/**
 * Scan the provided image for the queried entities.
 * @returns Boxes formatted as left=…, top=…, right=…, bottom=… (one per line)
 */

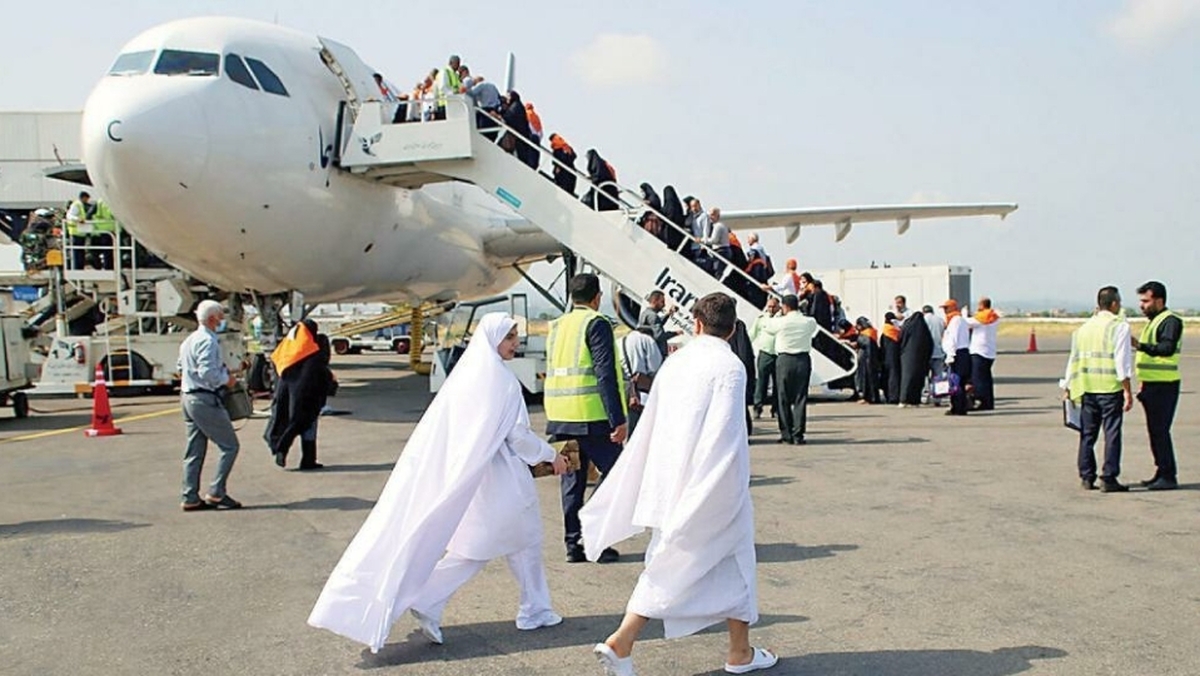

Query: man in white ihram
left=582, top=292, right=778, bottom=675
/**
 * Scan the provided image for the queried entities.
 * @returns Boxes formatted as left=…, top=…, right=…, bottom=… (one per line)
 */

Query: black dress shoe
left=274, top=452, right=287, bottom=468
left=776, top=437, right=792, bottom=444
left=753, top=406, right=763, bottom=419
left=565, top=547, right=587, bottom=564
left=1146, top=477, right=1179, bottom=491
left=1100, top=480, right=1129, bottom=493
left=793, top=438, right=807, bottom=446
left=1081, top=478, right=1097, bottom=490
left=298, top=462, right=325, bottom=470
left=1139, top=476, right=1160, bottom=487
left=597, top=547, right=620, bottom=564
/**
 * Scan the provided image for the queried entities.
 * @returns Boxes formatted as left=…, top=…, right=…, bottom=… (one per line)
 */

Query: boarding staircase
left=328, top=95, right=857, bottom=384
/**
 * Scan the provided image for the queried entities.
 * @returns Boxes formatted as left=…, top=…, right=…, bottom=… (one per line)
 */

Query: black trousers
left=775, top=352, right=811, bottom=443
left=556, top=433, right=621, bottom=551
left=1078, top=392, right=1124, bottom=481
left=950, top=349, right=971, bottom=414
left=1139, top=381, right=1180, bottom=481
left=971, top=354, right=995, bottom=410
left=754, top=351, right=777, bottom=412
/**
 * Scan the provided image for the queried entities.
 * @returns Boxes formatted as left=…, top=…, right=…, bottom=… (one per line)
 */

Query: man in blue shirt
left=178, top=300, right=242, bottom=511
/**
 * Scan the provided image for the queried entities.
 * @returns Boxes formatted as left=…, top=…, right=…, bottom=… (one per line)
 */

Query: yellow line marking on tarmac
left=0, top=406, right=178, bottom=444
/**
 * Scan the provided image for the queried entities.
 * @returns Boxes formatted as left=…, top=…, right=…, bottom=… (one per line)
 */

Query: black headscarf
left=660, top=185, right=686, bottom=250
left=640, top=183, right=662, bottom=212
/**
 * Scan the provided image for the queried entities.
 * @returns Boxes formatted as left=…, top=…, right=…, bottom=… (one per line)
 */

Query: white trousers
left=409, top=542, right=553, bottom=625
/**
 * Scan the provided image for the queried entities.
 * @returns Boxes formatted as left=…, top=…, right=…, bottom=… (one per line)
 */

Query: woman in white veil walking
left=309, top=313, right=569, bottom=653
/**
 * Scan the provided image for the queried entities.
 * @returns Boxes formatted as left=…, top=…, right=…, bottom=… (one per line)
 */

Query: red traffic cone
left=1027, top=328, right=1039, bottom=353
left=85, top=364, right=122, bottom=437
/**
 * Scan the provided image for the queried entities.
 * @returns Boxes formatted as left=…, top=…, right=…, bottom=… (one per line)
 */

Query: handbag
left=622, top=336, right=655, bottom=394
left=531, top=440, right=582, bottom=478
left=222, top=382, right=253, bottom=421
left=1062, top=398, right=1081, bottom=431
left=931, top=372, right=960, bottom=398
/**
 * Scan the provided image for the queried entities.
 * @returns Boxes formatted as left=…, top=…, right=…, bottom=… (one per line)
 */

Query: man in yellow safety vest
left=1131, top=280, right=1183, bottom=490
left=1064, top=286, right=1134, bottom=492
left=544, top=273, right=627, bottom=564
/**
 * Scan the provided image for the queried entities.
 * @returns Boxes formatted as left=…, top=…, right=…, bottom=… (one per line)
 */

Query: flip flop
left=593, top=643, right=635, bottom=676
left=725, top=647, right=778, bottom=673
left=203, top=494, right=243, bottom=509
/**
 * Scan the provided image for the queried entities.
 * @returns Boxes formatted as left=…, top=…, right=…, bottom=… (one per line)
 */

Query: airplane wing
left=722, top=203, right=1017, bottom=244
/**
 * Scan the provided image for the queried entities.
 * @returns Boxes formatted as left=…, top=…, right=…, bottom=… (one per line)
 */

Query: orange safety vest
left=271, top=323, right=319, bottom=376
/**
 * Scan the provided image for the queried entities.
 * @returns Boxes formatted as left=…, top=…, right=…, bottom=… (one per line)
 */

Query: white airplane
left=80, top=16, right=1016, bottom=326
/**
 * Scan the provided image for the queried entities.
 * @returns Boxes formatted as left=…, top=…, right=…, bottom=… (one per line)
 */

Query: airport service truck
left=812, top=264, right=972, bottom=326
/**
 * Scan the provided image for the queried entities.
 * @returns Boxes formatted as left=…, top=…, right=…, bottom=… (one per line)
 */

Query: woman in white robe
left=581, top=293, right=778, bottom=675
left=308, top=313, right=568, bottom=653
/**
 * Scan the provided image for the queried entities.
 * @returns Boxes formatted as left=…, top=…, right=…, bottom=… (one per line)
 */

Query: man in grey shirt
left=178, top=300, right=242, bottom=511
left=700, top=207, right=732, bottom=276
left=637, top=290, right=677, bottom=357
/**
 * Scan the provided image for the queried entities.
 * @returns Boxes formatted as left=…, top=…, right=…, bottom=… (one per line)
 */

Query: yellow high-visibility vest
left=1067, top=313, right=1124, bottom=399
left=544, top=307, right=626, bottom=423
left=1136, top=310, right=1181, bottom=383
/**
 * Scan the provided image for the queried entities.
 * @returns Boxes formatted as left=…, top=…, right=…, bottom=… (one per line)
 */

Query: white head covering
left=309, top=312, right=526, bottom=651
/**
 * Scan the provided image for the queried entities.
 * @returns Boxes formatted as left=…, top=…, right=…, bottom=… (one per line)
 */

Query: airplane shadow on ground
left=755, top=542, right=858, bottom=563
left=692, top=645, right=1068, bottom=676
left=818, top=437, right=929, bottom=446
left=245, top=496, right=376, bottom=512
left=0, top=518, right=150, bottom=538
left=358, top=613, right=809, bottom=669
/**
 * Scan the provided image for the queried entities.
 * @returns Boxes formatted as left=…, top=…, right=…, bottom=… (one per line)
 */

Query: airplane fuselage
left=82, top=17, right=557, bottom=303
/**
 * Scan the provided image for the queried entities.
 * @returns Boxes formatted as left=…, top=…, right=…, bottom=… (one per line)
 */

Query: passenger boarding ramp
left=331, top=97, right=856, bottom=384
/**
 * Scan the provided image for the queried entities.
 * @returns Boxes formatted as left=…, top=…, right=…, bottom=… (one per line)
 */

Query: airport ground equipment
left=322, top=81, right=857, bottom=385
left=428, top=294, right=544, bottom=397
left=0, top=315, right=36, bottom=418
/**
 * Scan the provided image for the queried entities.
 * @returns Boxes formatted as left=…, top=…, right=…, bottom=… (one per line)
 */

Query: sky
left=3, top=0, right=1199, bottom=309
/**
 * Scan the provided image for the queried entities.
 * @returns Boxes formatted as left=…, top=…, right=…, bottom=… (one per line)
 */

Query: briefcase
left=531, top=440, right=581, bottom=478
left=223, top=382, right=253, bottom=422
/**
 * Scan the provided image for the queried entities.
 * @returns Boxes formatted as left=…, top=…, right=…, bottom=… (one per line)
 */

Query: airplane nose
left=82, top=81, right=210, bottom=205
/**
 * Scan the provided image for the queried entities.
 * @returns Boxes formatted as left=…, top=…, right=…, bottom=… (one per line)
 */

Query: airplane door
left=317, top=37, right=382, bottom=109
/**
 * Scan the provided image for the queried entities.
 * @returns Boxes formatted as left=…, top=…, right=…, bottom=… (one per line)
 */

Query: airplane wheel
left=393, top=339, right=410, bottom=355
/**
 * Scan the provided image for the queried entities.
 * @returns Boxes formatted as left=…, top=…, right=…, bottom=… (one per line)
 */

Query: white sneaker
left=410, top=609, right=443, bottom=644
left=516, top=610, right=563, bottom=630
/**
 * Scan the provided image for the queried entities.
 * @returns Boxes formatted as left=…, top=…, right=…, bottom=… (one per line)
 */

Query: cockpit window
left=224, top=54, right=259, bottom=90
left=245, top=58, right=289, bottom=96
left=154, top=50, right=220, bottom=76
left=108, top=50, right=155, bottom=76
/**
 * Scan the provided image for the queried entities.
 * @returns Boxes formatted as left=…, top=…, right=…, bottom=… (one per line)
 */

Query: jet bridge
left=331, top=97, right=857, bottom=385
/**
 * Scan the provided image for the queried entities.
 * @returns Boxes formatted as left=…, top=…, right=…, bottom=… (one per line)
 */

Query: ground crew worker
left=1064, top=286, right=1133, bottom=493
left=749, top=295, right=780, bottom=419
left=756, top=294, right=818, bottom=445
left=544, top=273, right=626, bottom=564
left=65, top=190, right=96, bottom=270
left=89, top=200, right=117, bottom=269
left=1131, top=280, right=1183, bottom=491
left=435, top=54, right=462, bottom=120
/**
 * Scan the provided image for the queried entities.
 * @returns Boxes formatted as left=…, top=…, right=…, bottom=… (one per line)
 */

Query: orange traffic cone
left=84, top=364, right=122, bottom=437
left=1027, top=328, right=1038, bottom=353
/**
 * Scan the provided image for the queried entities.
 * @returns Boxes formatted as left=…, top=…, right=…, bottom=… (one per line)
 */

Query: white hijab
left=309, top=313, right=523, bottom=652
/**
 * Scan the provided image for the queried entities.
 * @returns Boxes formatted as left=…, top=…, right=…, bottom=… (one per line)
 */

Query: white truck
left=812, top=264, right=972, bottom=326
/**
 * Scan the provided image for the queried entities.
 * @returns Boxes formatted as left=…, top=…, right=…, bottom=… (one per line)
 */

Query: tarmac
left=1, top=336, right=1197, bottom=676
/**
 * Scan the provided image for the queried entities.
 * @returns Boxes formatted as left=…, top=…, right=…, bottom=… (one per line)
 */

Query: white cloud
left=570, top=34, right=668, bottom=87
left=1105, top=0, right=1200, bottom=48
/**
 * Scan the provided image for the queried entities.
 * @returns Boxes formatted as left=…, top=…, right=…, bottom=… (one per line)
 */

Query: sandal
left=203, top=494, right=243, bottom=509
left=725, top=647, right=778, bottom=674
left=593, top=643, right=635, bottom=676
left=181, top=501, right=215, bottom=512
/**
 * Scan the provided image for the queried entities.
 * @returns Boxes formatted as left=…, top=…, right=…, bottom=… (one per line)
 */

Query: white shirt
left=942, top=315, right=970, bottom=357
left=703, top=220, right=730, bottom=248
left=1063, top=311, right=1133, bottom=383
left=621, top=331, right=664, bottom=406
left=770, top=271, right=802, bottom=296
left=965, top=315, right=999, bottom=359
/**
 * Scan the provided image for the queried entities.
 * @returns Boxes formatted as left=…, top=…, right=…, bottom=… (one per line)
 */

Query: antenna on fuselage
left=503, top=52, right=515, bottom=92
